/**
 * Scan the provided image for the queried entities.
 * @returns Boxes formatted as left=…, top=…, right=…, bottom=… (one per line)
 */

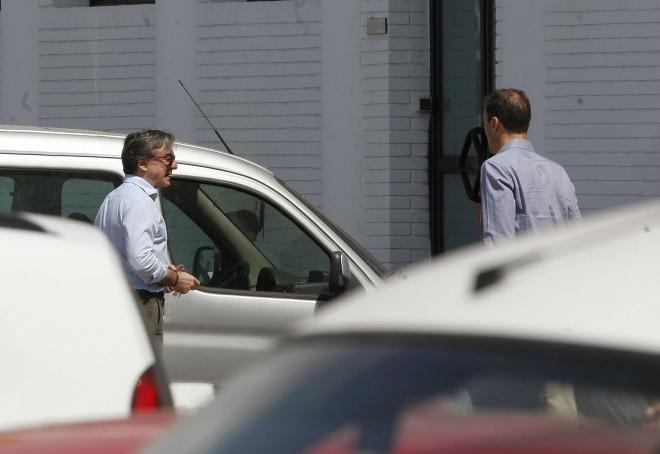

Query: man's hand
left=164, top=264, right=199, bottom=294
left=173, top=270, right=200, bottom=294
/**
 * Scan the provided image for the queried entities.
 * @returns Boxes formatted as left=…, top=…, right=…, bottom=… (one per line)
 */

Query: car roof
left=0, top=124, right=275, bottom=183
left=298, top=198, right=660, bottom=356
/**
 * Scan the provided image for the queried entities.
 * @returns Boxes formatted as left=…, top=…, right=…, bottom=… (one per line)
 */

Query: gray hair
left=121, top=129, right=175, bottom=174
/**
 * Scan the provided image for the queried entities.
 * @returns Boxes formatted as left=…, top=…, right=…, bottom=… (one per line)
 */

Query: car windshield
left=188, top=337, right=660, bottom=454
left=277, top=178, right=390, bottom=278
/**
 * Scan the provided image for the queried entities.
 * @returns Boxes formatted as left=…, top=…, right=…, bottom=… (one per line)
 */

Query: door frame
left=428, top=0, right=495, bottom=254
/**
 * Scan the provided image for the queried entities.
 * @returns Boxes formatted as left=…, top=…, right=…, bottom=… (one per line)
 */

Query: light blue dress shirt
left=95, top=175, right=169, bottom=292
left=480, top=139, right=581, bottom=244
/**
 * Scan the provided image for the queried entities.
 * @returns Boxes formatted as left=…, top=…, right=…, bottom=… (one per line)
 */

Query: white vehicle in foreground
left=0, top=125, right=387, bottom=400
left=0, top=213, right=171, bottom=432
left=147, top=199, right=660, bottom=453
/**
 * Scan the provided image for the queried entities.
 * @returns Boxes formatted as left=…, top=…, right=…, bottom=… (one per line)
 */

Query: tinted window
left=0, top=177, right=14, bottom=212
left=62, top=178, right=115, bottom=223
left=162, top=179, right=331, bottom=298
left=161, top=196, right=215, bottom=274
left=194, top=338, right=660, bottom=453
left=0, top=170, right=120, bottom=217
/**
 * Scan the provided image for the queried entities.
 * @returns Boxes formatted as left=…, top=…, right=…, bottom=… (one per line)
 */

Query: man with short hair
left=96, top=129, right=199, bottom=347
left=480, top=88, right=581, bottom=244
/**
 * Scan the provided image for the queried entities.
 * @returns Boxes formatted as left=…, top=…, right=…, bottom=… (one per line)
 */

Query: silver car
left=0, top=125, right=386, bottom=398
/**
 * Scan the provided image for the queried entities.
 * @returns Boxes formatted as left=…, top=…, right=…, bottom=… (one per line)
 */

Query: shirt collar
left=124, top=174, right=158, bottom=200
left=497, top=138, right=534, bottom=155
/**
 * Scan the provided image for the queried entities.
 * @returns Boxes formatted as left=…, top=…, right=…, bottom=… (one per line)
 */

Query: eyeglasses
left=151, top=153, right=176, bottom=166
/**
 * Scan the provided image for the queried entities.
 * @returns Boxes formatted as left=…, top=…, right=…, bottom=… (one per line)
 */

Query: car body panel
left=303, top=408, right=660, bottom=454
left=304, top=198, right=660, bottom=356
left=0, top=412, right=176, bottom=454
left=0, top=213, right=164, bottom=432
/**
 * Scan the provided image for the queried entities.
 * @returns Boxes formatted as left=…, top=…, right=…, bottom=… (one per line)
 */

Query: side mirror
left=328, top=251, right=352, bottom=297
left=192, top=246, right=220, bottom=286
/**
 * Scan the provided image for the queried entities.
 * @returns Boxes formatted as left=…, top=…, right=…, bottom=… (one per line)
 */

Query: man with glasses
left=96, top=129, right=199, bottom=350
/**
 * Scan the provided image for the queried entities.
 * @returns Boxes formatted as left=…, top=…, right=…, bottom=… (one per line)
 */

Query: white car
left=146, top=199, right=660, bottom=453
left=0, top=212, right=171, bottom=432
left=0, top=125, right=387, bottom=398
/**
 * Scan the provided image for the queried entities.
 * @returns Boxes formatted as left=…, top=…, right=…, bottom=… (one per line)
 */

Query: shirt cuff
left=151, top=264, right=168, bottom=284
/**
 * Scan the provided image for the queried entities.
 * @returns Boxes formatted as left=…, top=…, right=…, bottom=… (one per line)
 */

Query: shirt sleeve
left=481, top=159, right=516, bottom=244
left=557, top=170, right=582, bottom=222
left=122, top=196, right=168, bottom=285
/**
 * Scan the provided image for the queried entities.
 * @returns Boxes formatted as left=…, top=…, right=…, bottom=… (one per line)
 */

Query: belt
left=136, top=289, right=165, bottom=300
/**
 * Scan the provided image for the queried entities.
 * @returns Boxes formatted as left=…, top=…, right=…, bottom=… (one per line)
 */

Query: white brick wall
left=497, top=0, right=660, bottom=217
left=38, top=5, right=157, bottom=130
left=194, top=1, right=323, bottom=205
left=360, top=0, right=430, bottom=268
left=2, top=0, right=433, bottom=270
left=544, top=0, right=660, bottom=214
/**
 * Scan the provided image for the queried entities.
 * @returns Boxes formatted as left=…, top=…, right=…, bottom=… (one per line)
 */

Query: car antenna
left=178, top=79, right=234, bottom=155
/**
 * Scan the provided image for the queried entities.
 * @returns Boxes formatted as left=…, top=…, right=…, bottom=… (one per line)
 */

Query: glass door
left=429, top=0, right=493, bottom=253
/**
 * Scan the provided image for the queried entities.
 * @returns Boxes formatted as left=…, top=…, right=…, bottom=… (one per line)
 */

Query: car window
left=0, top=177, right=14, bottom=212
left=195, top=338, right=660, bottom=454
left=160, top=197, right=216, bottom=273
left=62, top=178, right=116, bottom=224
left=162, top=179, right=331, bottom=298
left=0, top=170, right=120, bottom=218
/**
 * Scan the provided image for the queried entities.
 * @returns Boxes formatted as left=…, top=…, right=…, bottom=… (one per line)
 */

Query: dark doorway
left=429, top=0, right=494, bottom=254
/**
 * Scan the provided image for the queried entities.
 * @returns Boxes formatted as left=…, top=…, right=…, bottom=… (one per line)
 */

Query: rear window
left=197, top=337, right=660, bottom=453
left=0, top=170, right=120, bottom=220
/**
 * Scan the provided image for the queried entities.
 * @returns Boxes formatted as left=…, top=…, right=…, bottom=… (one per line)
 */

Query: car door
left=159, top=171, right=352, bottom=385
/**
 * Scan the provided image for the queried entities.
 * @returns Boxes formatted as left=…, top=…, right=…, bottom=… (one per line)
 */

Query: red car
left=0, top=412, right=176, bottom=454
left=303, top=403, right=660, bottom=454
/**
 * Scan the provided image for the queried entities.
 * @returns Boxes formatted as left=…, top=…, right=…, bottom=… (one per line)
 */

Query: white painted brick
left=362, top=223, right=412, bottom=236
left=362, top=170, right=392, bottom=183
left=389, top=12, right=411, bottom=25
left=412, top=170, right=428, bottom=184
left=390, top=236, right=430, bottom=249
left=361, top=0, right=389, bottom=14
left=390, top=249, right=413, bottom=263
left=361, top=39, right=389, bottom=52
left=412, top=197, right=429, bottom=209
left=388, top=183, right=427, bottom=196
left=364, top=143, right=392, bottom=156
left=413, top=222, right=429, bottom=236
left=394, top=144, right=414, bottom=156
left=411, top=144, right=428, bottom=156
left=410, top=11, right=428, bottom=25
left=389, top=1, right=428, bottom=13
left=412, top=249, right=432, bottom=262
left=389, top=25, right=427, bottom=39
left=363, top=196, right=412, bottom=209
left=390, top=130, right=427, bottom=144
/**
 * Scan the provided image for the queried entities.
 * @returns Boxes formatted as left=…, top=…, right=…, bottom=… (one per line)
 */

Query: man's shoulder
left=105, top=180, right=152, bottom=203
left=483, top=151, right=515, bottom=173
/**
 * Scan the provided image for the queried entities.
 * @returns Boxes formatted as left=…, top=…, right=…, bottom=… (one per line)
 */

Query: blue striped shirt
left=480, top=139, right=581, bottom=244
left=95, top=175, right=169, bottom=292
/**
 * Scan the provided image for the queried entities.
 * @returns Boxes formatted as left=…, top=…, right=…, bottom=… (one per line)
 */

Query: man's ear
left=136, top=157, right=150, bottom=173
left=489, top=116, right=500, bottom=131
